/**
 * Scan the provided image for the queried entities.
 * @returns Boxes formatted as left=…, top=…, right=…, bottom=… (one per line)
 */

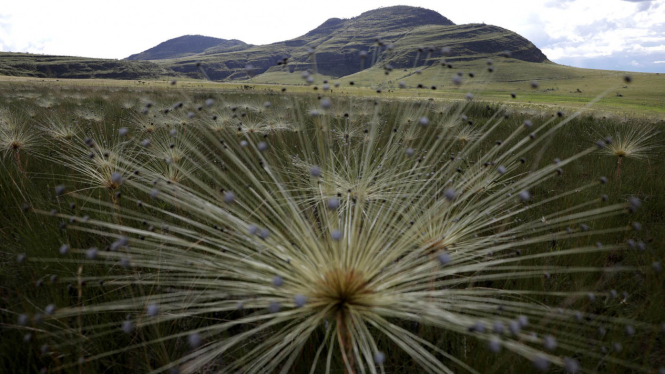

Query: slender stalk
left=337, top=311, right=356, bottom=374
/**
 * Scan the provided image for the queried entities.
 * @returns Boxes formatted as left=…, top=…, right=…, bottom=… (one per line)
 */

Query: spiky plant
left=39, top=114, right=79, bottom=141
left=17, top=77, right=662, bottom=374
left=453, top=125, right=481, bottom=144
left=76, top=108, right=104, bottom=123
left=204, top=109, right=237, bottom=133
left=601, top=123, right=660, bottom=160
left=597, top=122, right=661, bottom=181
left=46, top=129, right=136, bottom=201
left=129, top=110, right=161, bottom=134
left=143, top=126, right=201, bottom=184
left=0, top=110, right=38, bottom=173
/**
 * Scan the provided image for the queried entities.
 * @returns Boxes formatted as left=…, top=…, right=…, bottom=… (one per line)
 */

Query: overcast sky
left=1, top=0, right=664, bottom=73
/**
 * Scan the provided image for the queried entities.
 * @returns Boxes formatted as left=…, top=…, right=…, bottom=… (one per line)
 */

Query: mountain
left=0, top=52, right=176, bottom=80
left=126, top=35, right=251, bottom=60
left=0, top=6, right=548, bottom=82
left=140, top=6, right=547, bottom=81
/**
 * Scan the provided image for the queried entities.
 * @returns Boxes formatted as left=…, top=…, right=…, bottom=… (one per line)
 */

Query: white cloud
left=655, top=60, right=665, bottom=63
left=0, top=0, right=663, bottom=73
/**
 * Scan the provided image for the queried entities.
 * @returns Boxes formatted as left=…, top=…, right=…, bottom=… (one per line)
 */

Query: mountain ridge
left=131, top=6, right=546, bottom=81
left=126, top=35, right=250, bottom=61
left=0, top=6, right=548, bottom=82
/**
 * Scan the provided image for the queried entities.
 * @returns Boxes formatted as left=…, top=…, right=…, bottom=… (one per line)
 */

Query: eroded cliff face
left=149, top=6, right=546, bottom=81
left=1, top=6, right=548, bottom=81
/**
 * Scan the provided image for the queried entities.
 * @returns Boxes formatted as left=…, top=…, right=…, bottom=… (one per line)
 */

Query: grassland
left=0, top=75, right=663, bottom=373
left=0, top=52, right=176, bottom=80
left=4, top=56, right=665, bottom=120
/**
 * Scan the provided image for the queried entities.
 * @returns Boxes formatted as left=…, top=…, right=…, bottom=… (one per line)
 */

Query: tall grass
left=0, top=58, right=663, bottom=374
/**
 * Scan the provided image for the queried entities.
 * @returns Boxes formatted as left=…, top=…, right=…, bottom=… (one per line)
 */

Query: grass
left=3, top=58, right=665, bottom=120
left=0, top=73, right=663, bottom=373
left=0, top=52, right=176, bottom=80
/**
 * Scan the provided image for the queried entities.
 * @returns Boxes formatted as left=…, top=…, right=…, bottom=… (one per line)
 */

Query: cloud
left=555, top=48, right=665, bottom=73
left=574, top=20, right=619, bottom=37
left=529, top=0, right=665, bottom=72
left=622, top=0, right=657, bottom=11
left=544, top=0, right=576, bottom=9
left=0, top=0, right=664, bottom=73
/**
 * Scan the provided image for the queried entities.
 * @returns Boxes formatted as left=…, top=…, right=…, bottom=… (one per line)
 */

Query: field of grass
left=5, top=55, right=664, bottom=120
left=333, top=59, right=665, bottom=117
left=0, top=77, right=663, bottom=373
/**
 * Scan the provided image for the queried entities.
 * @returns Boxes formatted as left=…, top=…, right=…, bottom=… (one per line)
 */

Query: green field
left=0, top=74, right=663, bottom=373
left=4, top=56, right=665, bottom=119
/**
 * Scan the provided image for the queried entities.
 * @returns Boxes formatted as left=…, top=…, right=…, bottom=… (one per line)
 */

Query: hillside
left=0, top=52, right=176, bottom=80
left=126, top=35, right=250, bottom=60
left=145, top=6, right=547, bottom=81
left=1, top=6, right=549, bottom=83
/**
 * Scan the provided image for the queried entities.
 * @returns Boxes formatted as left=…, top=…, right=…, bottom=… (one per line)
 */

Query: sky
left=1, top=0, right=664, bottom=73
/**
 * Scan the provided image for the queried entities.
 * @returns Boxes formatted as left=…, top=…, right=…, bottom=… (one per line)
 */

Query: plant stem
left=336, top=311, right=356, bottom=374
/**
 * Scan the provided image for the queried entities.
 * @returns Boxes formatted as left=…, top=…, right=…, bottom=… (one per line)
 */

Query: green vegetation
left=0, top=52, right=176, bottom=80
left=153, top=6, right=545, bottom=81
left=126, top=35, right=250, bottom=61
left=333, top=59, right=665, bottom=117
left=0, top=9, right=663, bottom=371
left=0, top=74, right=663, bottom=373
left=2, top=5, right=663, bottom=121
left=1, top=6, right=546, bottom=82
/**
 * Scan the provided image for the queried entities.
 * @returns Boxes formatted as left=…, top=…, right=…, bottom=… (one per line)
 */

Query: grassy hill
left=2, top=4, right=663, bottom=118
left=0, top=52, right=176, bottom=80
left=328, top=59, right=665, bottom=116
left=126, top=35, right=250, bottom=60
left=152, top=6, right=546, bottom=81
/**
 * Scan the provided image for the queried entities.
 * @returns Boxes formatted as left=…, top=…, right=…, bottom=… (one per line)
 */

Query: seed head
left=44, top=304, right=55, bottom=315
left=532, top=355, right=550, bottom=371
left=437, top=251, right=451, bottom=265
left=373, top=351, right=386, bottom=365
left=564, top=357, right=579, bottom=374
left=223, top=192, right=236, bottom=204
left=55, top=185, right=66, bottom=196
left=327, top=198, right=340, bottom=210
left=188, top=333, right=203, bottom=348
left=294, top=294, right=307, bottom=308
left=272, top=276, right=284, bottom=287
left=121, top=320, right=133, bottom=334
left=488, top=338, right=501, bottom=353
left=268, top=302, right=281, bottom=313
left=493, top=321, right=505, bottom=334
left=543, top=335, right=557, bottom=351
left=86, top=247, right=98, bottom=260
left=310, top=166, right=322, bottom=177
left=17, top=314, right=29, bottom=326
left=146, top=303, right=159, bottom=317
